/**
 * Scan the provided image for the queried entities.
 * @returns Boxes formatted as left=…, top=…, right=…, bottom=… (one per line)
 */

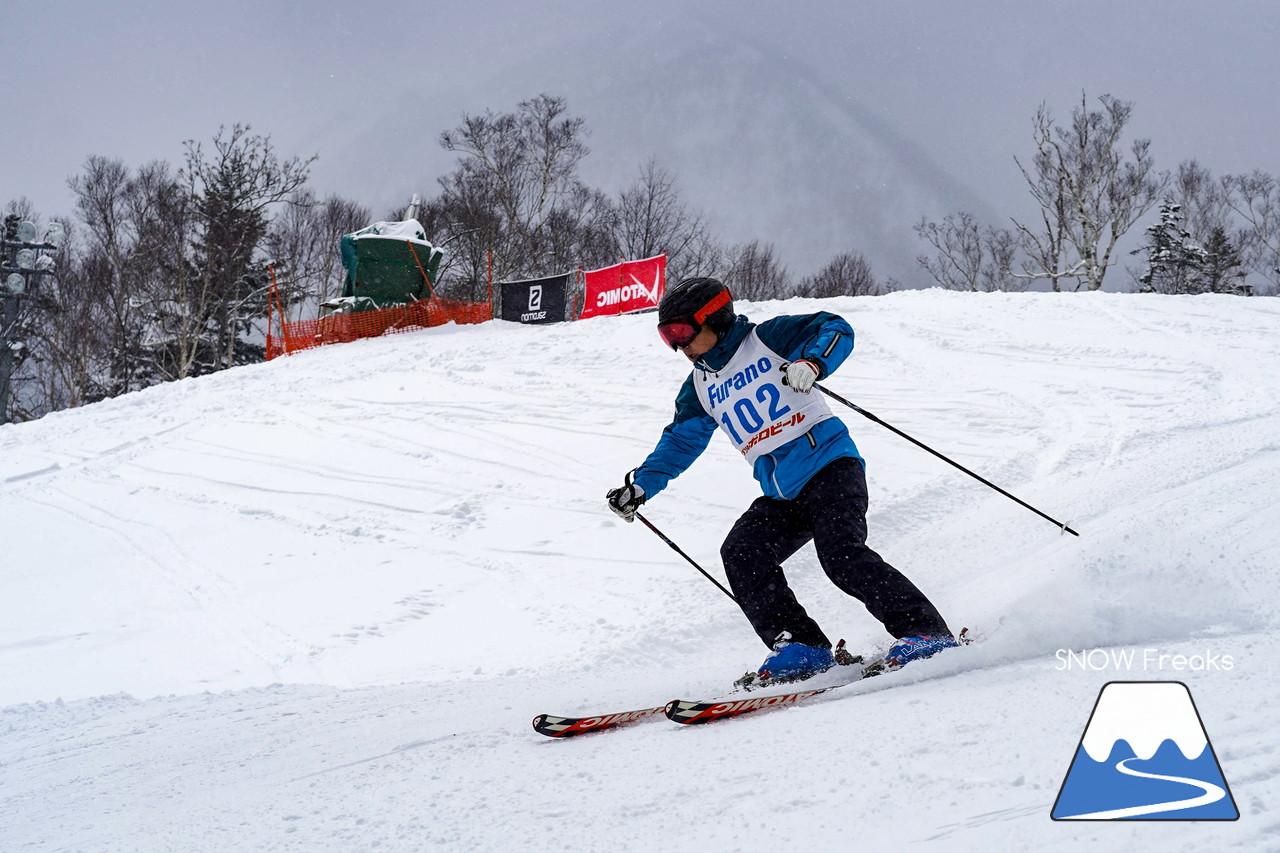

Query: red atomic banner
left=579, top=254, right=666, bottom=319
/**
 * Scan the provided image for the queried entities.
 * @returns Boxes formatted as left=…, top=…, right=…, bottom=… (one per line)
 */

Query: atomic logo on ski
left=532, top=706, right=665, bottom=738
left=1052, top=681, right=1238, bottom=821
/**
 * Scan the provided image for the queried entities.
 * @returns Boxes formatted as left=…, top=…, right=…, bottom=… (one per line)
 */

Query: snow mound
left=2, top=290, right=1277, bottom=851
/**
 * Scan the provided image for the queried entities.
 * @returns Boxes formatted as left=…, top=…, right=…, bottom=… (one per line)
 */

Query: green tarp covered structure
left=339, top=219, right=444, bottom=310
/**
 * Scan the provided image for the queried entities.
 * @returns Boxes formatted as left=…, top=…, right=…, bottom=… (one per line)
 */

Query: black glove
left=606, top=471, right=646, bottom=522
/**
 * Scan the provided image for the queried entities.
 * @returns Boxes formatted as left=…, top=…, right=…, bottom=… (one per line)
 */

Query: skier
left=606, top=277, right=957, bottom=683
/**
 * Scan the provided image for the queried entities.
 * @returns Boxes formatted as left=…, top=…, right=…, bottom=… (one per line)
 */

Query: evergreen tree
left=180, top=125, right=314, bottom=375
left=1133, top=201, right=1208, bottom=294
left=1198, top=225, right=1248, bottom=294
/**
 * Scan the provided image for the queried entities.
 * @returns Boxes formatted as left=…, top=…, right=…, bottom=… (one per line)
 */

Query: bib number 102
left=719, top=383, right=791, bottom=443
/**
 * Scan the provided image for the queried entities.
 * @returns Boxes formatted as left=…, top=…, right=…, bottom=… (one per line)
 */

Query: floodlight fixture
left=44, top=221, right=66, bottom=249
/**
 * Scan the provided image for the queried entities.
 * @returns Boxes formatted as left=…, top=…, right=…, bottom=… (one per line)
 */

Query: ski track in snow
left=1, top=291, right=1278, bottom=851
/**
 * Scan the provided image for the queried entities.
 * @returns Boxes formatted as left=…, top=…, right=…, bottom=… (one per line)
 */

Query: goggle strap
left=693, top=289, right=731, bottom=324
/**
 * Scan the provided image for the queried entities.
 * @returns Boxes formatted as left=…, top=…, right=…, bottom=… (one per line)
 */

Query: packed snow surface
left=2, top=290, right=1278, bottom=850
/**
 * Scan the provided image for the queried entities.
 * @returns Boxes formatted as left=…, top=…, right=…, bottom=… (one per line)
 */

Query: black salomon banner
left=498, top=273, right=570, bottom=324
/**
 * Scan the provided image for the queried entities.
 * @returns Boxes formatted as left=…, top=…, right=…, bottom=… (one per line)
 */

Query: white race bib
left=693, top=330, right=834, bottom=463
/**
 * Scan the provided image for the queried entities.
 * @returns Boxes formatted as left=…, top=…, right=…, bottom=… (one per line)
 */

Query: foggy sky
left=3, top=0, right=1277, bottom=282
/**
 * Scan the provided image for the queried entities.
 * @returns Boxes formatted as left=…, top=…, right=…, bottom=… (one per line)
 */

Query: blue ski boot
left=757, top=633, right=836, bottom=682
left=884, top=634, right=959, bottom=669
left=736, top=637, right=861, bottom=690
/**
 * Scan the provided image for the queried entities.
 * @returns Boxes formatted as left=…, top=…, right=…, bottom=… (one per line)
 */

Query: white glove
left=783, top=360, right=820, bottom=393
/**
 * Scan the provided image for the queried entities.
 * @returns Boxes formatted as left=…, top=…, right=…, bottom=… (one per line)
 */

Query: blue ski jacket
left=633, top=312, right=863, bottom=501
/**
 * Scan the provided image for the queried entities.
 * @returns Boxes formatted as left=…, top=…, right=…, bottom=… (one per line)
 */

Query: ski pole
left=634, top=511, right=739, bottom=603
left=816, top=384, right=1079, bottom=537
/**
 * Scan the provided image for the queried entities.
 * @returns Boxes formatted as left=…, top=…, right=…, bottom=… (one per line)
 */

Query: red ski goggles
left=657, top=318, right=700, bottom=350
left=657, top=289, right=731, bottom=350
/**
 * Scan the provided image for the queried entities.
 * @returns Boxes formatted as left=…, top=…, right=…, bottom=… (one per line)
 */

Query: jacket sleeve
left=755, top=312, right=854, bottom=379
left=631, top=375, right=718, bottom=499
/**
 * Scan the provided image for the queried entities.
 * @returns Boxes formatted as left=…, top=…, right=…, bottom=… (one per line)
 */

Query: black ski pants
left=721, top=457, right=950, bottom=649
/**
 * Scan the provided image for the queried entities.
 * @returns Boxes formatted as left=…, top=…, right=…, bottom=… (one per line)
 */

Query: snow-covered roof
left=344, top=219, right=435, bottom=249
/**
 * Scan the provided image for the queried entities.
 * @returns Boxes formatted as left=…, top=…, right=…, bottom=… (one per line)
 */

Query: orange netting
left=266, top=297, right=492, bottom=360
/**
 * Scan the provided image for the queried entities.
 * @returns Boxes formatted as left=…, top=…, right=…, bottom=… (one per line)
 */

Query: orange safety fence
left=266, top=297, right=492, bottom=360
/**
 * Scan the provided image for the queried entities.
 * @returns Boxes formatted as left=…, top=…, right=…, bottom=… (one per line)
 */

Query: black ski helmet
left=656, top=277, right=735, bottom=348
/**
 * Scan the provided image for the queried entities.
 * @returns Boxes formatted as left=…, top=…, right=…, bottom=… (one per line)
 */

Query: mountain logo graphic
left=1052, top=681, right=1238, bottom=821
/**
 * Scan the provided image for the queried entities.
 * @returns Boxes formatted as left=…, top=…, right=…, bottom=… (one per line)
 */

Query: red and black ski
left=532, top=705, right=667, bottom=738
left=533, top=631, right=973, bottom=737
left=532, top=670, right=868, bottom=737
left=664, top=679, right=860, bottom=726
left=533, top=640, right=864, bottom=738
left=665, top=628, right=973, bottom=727
left=532, top=664, right=867, bottom=738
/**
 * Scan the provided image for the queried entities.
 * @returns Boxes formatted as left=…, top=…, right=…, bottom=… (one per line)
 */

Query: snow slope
left=2, top=291, right=1278, bottom=851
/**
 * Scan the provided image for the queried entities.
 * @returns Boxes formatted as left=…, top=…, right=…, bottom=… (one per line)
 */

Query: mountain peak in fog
left=323, top=20, right=993, bottom=284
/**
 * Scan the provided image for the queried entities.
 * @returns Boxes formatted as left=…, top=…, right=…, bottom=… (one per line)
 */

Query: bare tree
left=264, top=190, right=370, bottom=319
left=66, top=128, right=314, bottom=389
left=915, top=213, right=1023, bottom=292
left=418, top=178, right=504, bottom=302
left=1226, top=170, right=1280, bottom=294
left=1011, top=177, right=1076, bottom=291
left=541, top=182, right=617, bottom=275
left=795, top=251, right=882, bottom=297
left=982, top=227, right=1022, bottom=292
left=722, top=239, right=791, bottom=301
left=1171, top=160, right=1234, bottom=244
left=915, top=213, right=982, bottom=291
left=434, top=94, right=615, bottom=286
left=615, top=159, right=722, bottom=276
left=21, top=127, right=356, bottom=420
left=1014, top=93, right=1166, bottom=291
left=67, top=156, right=185, bottom=396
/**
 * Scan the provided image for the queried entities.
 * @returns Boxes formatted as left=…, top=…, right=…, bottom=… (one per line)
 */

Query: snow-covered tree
left=1132, top=201, right=1207, bottom=294
left=67, top=156, right=185, bottom=398
left=1199, top=225, right=1248, bottom=295
left=69, top=128, right=314, bottom=387
left=180, top=124, right=314, bottom=374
